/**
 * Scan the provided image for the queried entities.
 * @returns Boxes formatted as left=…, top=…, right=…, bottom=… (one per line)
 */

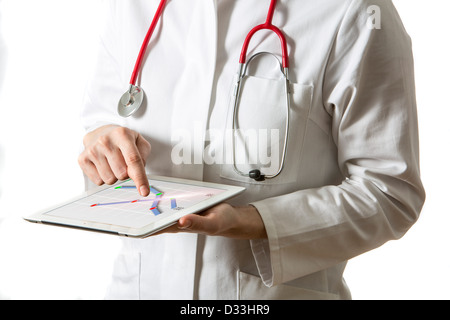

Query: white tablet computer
left=24, top=175, right=245, bottom=238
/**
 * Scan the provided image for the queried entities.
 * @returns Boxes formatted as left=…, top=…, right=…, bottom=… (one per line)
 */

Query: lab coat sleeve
left=80, top=1, right=125, bottom=133
left=250, top=0, right=426, bottom=287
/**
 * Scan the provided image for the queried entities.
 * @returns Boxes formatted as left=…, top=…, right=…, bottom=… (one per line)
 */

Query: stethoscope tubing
left=119, top=0, right=291, bottom=182
left=231, top=0, right=291, bottom=181
left=239, top=0, right=288, bottom=68
left=130, top=0, right=168, bottom=86
left=232, top=52, right=291, bottom=181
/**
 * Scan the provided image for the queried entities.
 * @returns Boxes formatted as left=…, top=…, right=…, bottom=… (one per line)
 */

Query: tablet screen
left=44, top=178, right=227, bottom=229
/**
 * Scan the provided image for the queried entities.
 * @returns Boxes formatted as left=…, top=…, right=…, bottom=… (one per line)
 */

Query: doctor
left=78, top=0, right=425, bottom=299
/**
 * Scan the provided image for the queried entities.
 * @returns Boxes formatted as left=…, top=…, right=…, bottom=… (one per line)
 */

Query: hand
left=160, top=203, right=267, bottom=239
left=78, top=125, right=152, bottom=196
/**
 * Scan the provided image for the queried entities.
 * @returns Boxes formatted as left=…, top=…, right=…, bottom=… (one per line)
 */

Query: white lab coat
left=81, top=0, right=425, bottom=299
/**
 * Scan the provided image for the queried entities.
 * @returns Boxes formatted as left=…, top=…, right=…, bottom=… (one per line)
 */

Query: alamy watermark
left=367, top=5, right=381, bottom=29
left=171, top=125, right=280, bottom=172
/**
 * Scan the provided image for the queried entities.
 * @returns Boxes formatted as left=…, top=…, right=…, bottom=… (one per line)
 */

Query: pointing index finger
left=125, top=152, right=149, bottom=196
left=116, top=132, right=150, bottom=197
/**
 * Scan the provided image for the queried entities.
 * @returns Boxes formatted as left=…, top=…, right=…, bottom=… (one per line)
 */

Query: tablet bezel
left=24, top=175, right=245, bottom=238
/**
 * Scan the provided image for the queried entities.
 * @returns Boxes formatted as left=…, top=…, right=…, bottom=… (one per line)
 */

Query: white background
left=0, top=0, right=449, bottom=299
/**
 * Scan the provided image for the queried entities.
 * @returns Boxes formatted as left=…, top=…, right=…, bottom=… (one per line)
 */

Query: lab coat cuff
left=249, top=201, right=282, bottom=287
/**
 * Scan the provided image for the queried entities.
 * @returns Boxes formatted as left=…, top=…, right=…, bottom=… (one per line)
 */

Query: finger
left=94, top=132, right=129, bottom=182
left=113, top=128, right=150, bottom=196
left=125, top=152, right=149, bottom=196
left=105, top=147, right=129, bottom=181
left=79, top=148, right=112, bottom=185
left=119, top=143, right=149, bottom=196
left=177, top=213, right=220, bottom=235
left=150, top=214, right=207, bottom=236
left=78, top=156, right=103, bottom=186
left=92, top=154, right=117, bottom=185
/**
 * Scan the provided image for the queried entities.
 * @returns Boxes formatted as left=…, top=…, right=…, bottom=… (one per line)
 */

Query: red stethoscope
left=118, top=0, right=291, bottom=182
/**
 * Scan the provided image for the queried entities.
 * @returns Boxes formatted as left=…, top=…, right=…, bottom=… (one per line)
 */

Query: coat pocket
left=220, top=77, right=313, bottom=185
left=238, top=271, right=339, bottom=300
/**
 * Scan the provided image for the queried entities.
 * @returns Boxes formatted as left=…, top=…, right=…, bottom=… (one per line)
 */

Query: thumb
left=178, top=214, right=216, bottom=234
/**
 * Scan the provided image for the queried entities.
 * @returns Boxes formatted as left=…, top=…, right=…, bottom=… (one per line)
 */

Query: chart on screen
left=45, top=179, right=226, bottom=229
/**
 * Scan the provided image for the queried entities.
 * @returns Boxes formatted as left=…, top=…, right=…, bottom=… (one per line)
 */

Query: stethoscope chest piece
left=118, top=85, right=145, bottom=117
